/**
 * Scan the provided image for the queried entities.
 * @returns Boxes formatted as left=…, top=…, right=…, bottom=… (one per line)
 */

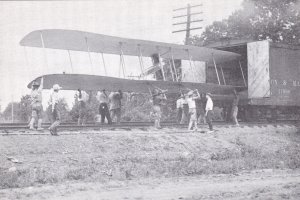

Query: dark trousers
left=99, top=103, right=112, bottom=124
left=183, top=104, right=189, bottom=123
left=49, top=105, right=60, bottom=134
left=177, top=108, right=182, bottom=123
left=110, top=108, right=121, bottom=124
left=206, top=110, right=213, bottom=130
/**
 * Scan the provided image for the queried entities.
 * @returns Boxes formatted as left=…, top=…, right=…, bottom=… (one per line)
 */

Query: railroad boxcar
left=206, top=40, right=300, bottom=121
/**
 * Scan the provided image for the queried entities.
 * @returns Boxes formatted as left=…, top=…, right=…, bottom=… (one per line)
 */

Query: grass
left=0, top=127, right=299, bottom=189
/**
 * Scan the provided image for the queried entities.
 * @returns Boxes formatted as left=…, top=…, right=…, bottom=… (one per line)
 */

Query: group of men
left=94, top=89, right=123, bottom=125
left=176, top=89, right=240, bottom=132
left=29, top=79, right=239, bottom=135
left=29, top=79, right=123, bottom=135
left=176, top=90, right=214, bottom=132
left=29, top=78, right=61, bottom=136
left=75, top=89, right=123, bottom=126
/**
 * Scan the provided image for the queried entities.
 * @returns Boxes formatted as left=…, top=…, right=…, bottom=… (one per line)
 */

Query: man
left=205, top=93, right=214, bottom=133
left=109, top=90, right=123, bottom=124
left=187, top=90, right=200, bottom=131
left=96, top=89, right=112, bottom=124
left=231, top=89, right=239, bottom=126
left=180, top=94, right=189, bottom=124
left=176, top=94, right=184, bottom=124
left=151, top=88, right=167, bottom=129
left=75, top=89, right=89, bottom=125
left=29, top=77, right=44, bottom=130
left=196, top=93, right=206, bottom=124
left=49, top=84, right=62, bottom=136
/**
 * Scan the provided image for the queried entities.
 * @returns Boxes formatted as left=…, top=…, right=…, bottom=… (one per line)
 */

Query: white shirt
left=205, top=97, right=213, bottom=111
left=96, top=91, right=108, bottom=104
left=76, top=91, right=89, bottom=102
left=187, top=98, right=196, bottom=109
left=176, top=99, right=183, bottom=109
left=49, top=91, right=60, bottom=110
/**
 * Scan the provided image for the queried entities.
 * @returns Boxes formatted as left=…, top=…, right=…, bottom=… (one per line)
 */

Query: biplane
left=21, top=29, right=246, bottom=97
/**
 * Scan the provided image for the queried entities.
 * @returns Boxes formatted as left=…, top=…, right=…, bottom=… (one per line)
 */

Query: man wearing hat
left=205, top=93, right=214, bottom=133
left=196, top=93, right=206, bottom=124
left=96, top=89, right=112, bottom=124
left=29, top=77, right=44, bottom=130
left=187, top=89, right=200, bottom=131
left=151, top=88, right=167, bottom=129
left=75, top=89, right=89, bottom=126
left=180, top=93, right=189, bottom=124
left=109, top=89, right=123, bottom=124
left=48, top=84, right=62, bottom=135
left=231, top=89, right=239, bottom=126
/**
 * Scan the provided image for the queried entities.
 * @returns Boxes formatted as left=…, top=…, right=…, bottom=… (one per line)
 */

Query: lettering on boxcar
left=278, top=88, right=291, bottom=95
left=282, top=80, right=287, bottom=86
left=270, top=79, right=277, bottom=85
left=292, top=80, right=300, bottom=87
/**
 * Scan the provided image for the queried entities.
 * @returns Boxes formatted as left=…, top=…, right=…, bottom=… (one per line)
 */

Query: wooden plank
left=247, top=41, right=270, bottom=98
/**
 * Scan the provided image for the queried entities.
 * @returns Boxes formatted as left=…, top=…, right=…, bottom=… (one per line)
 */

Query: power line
left=173, top=4, right=203, bottom=11
left=172, top=3, right=204, bottom=45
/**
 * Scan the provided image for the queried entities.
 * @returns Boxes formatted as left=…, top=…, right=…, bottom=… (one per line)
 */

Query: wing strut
left=137, top=45, right=145, bottom=79
left=168, top=59, right=175, bottom=81
left=157, top=47, right=166, bottom=81
left=119, top=42, right=126, bottom=78
left=187, top=49, right=197, bottom=82
left=168, top=48, right=176, bottom=82
left=239, top=60, right=247, bottom=86
left=40, top=31, right=49, bottom=69
left=85, top=37, right=94, bottom=74
left=100, top=53, right=107, bottom=76
left=212, top=53, right=221, bottom=85
left=67, top=50, right=74, bottom=73
left=220, top=66, right=226, bottom=85
left=171, top=52, right=179, bottom=82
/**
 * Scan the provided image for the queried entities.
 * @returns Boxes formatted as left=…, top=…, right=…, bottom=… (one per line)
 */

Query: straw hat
left=187, top=90, right=194, bottom=96
left=53, top=84, right=62, bottom=90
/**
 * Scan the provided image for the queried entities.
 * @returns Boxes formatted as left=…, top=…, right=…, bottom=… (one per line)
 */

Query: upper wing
left=20, top=29, right=240, bottom=64
left=28, top=74, right=247, bottom=95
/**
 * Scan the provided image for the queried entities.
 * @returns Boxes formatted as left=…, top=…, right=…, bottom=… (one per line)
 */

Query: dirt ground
left=0, top=124, right=300, bottom=199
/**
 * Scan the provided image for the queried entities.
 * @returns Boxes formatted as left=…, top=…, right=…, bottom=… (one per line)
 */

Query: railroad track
left=0, top=121, right=186, bottom=130
left=0, top=120, right=297, bottom=131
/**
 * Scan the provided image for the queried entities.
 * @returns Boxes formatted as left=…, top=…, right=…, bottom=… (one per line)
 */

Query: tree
left=190, top=0, right=300, bottom=46
left=46, top=98, right=72, bottom=123
left=1, top=95, right=32, bottom=122
left=2, top=102, right=20, bottom=122
left=19, top=95, right=32, bottom=122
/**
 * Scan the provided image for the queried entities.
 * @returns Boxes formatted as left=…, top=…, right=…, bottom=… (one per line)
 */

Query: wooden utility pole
left=172, top=4, right=203, bottom=45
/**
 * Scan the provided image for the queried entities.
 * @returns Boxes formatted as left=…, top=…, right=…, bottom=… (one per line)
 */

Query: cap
left=53, top=84, right=62, bottom=90
left=206, top=93, right=212, bottom=97
left=188, top=90, right=194, bottom=96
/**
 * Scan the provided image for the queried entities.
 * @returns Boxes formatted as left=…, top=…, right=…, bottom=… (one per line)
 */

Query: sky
left=0, top=0, right=243, bottom=111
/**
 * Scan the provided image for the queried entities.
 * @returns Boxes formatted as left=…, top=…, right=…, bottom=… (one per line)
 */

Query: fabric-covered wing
left=28, top=74, right=246, bottom=95
left=20, top=29, right=240, bottom=64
